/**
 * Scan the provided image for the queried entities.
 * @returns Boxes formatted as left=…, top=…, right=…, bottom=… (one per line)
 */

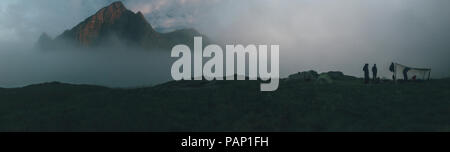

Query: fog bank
left=0, top=46, right=174, bottom=88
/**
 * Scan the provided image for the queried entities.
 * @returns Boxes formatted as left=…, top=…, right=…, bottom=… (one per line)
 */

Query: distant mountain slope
left=38, top=1, right=208, bottom=50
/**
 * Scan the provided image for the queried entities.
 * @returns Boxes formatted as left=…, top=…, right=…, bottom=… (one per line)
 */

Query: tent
left=390, top=62, right=431, bottom=81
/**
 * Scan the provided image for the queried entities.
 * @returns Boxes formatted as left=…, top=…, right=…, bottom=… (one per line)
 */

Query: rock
left=321, top=71, right=357, bottom=80
left=316, top=74, right=333, bottom=84
left=288, top=70, right=319, bottom=81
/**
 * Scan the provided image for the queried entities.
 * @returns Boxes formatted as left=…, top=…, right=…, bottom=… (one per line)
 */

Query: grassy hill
left=0, top=77, right=449, bottom=131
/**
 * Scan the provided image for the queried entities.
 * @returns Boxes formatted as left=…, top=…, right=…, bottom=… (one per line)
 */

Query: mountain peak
left=57, top=1, right=151, bottom=46
left=106, top=1, right=127, bottom=13
left=49, top=1, right=206, bottom=50
left=111, top=1, right=125, bottom=7
left=94, top=1, right=128, bottom=23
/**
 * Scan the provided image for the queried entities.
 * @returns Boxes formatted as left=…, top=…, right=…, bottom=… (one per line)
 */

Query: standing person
left=403, top=67, right=410, bottom=81
left=363, top=64, right=369, bottom=84
left=372, top=64, right=378, bottom=82
left=389, top=63, right=396, bottom=80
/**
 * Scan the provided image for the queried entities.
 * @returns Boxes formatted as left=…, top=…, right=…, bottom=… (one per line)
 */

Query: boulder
left=288, top=70, right=319, bottom=81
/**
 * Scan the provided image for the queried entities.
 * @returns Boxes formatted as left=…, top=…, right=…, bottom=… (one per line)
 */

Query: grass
left=0, top=78, right=449, bottom=132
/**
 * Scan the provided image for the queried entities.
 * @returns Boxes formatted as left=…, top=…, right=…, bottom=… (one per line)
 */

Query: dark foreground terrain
left=0, top=76, right=449, bottom=131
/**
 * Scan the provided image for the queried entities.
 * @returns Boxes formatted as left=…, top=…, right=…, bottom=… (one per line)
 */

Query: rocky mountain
left=38, top=1, right=207, bottom=50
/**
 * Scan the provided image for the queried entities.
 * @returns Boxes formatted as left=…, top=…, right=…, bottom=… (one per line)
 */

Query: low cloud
left=0, top=46, right=175, bottom=88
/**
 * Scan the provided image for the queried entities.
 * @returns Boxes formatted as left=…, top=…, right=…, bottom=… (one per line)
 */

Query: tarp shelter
left=390, top=62, right=431, bottom=81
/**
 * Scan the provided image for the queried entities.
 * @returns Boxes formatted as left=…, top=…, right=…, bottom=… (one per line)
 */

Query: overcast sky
left=0, top=0, right=449, bottom=87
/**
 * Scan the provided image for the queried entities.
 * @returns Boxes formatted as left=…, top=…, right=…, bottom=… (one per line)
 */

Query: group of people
left=364, top=63, right=427, bottom=83
left=363, top=64, right=378, bottom=84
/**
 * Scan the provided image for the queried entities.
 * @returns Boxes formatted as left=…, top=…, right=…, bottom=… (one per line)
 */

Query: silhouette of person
left=372, top=64, right=378, bottom=82
left=389, top=63, right=396, bottom=80
left=403, top=67, right=410, bottom=81
left=363, top=63, right=369, bottom=84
